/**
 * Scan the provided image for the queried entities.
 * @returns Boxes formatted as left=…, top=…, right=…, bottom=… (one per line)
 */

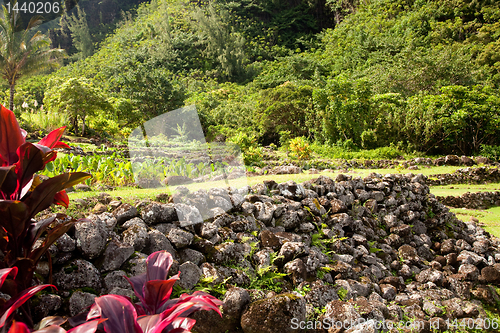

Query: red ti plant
left=0, top=267, right=55, bottom=331
left=0, top=105, right=91, bottom=326
left=7, top=318, right=104, bottom=333
left=84, top=251, right=223, bottom=333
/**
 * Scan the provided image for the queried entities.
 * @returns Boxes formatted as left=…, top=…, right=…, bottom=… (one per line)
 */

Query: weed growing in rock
left=337, top=287, right=348, bottom=301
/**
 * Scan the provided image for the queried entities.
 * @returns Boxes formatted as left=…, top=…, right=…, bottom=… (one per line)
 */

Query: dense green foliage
left=10, top=0, right=500, bottom=156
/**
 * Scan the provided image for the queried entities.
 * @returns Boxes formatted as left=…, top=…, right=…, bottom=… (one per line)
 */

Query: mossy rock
left=240, top=292, right=306, bottom=333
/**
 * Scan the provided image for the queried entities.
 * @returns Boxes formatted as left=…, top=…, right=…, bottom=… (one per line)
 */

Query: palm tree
left=0, top=0, right=65, bottom=110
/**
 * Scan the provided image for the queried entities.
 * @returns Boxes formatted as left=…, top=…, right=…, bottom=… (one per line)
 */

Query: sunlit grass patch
left=451, top=207, right=500, bottom=239
left=430, top=183, right=500, bottom=197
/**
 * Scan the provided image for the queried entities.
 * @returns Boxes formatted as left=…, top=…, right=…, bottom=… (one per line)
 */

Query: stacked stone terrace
left=34, top=173, right=500, bottom=332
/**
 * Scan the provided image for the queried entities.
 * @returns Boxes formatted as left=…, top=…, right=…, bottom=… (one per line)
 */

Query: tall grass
left=20, top=109, right=68, bottom=133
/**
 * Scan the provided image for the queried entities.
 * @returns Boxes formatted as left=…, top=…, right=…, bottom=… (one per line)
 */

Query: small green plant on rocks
left=337, top=287, right=348, bottom=301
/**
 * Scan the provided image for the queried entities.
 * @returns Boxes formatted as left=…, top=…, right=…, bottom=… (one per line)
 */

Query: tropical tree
left=62, top=4, right=94, bottom=60
left=0, top=0, right=65, bottom=110
left=44, top=77, right=112, bottom=136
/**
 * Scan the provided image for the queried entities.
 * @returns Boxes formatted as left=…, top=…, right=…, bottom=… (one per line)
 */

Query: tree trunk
left=72, top=116, right=78, bottom=134
left=9, top=83, right=15, bottom=111
left=81, top=115, right=86, bottom=136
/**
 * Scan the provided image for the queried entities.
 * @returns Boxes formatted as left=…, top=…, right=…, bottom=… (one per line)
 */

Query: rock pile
left=34, top=173, right=500, bottom=332
left=437, top=191, right=500, bottom=210
left=428, top=166, right=500, bottom=185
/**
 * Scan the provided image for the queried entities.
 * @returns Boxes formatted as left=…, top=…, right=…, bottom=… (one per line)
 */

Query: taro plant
left=0, top=105, right=90, bottom=327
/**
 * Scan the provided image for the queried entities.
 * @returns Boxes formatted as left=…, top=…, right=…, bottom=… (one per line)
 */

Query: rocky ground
left=32, top=173, right=500, bottom=333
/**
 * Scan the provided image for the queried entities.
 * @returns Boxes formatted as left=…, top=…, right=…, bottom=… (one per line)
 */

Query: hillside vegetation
left=8, top=0, right=500, bottom=157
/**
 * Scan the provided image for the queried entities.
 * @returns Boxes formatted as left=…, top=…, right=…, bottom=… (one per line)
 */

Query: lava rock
left=241, top=293, right=306, bottom=333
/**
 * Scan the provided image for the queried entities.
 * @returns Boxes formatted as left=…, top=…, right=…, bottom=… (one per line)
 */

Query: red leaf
left=137, top=315, right=194, bottom=333
left=0, top=155, right=6, bottom=167
left=144, top=276, right=179, bottom=314
left=0, top=267, right=18, bottom=287
left=126, top=251, right=176, bottom=315
left=66, top=319, right=106, bottom=333
left=29, top=219, right=75, bottom=263
left=32, top=144, right=57, bottom=167
left=53, top=142, right=71, bottom=149
left=7, top=321, right=30, bottom=333
left=0, top=166, right=17, bottom=199
left=14, top=143, right=44, bottom=199
left=146, top=251, right=173, bottom=281
left=0, top=284, right=56, bottom=328
left=93, top=295, right=142, bottom=333
left=0, top=105, right=25, bottom=165
left=0, top=165, right=15, bottom=188
left=23, top=172, right=91, bottom=217
left=38, top=127, right=66, bottom=149
left=0, top=201, right=29, bottom=242
left=137, top=314, right=161, bottom=333
left=25, top=215, right=57, bottom=250
left=153, top=302, right=198, bottom=332
left=125, top=273, right=147, bottom=310
left=160, top=291, right=223, bottom=318
left=170, top=317, right=196, bottom=331
left=34, top=326, right=66, bottom=333
left=53, top=191, right=69, bottom=208
left=168, top=328, right=194, bottom=332
left=36, top=316, right=66, bottom=329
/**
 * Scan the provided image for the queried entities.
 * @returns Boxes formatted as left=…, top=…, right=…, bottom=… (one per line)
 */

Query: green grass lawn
left=430, top=183, right=500, bottom=197
left=68, top=186, right=172, bottom=201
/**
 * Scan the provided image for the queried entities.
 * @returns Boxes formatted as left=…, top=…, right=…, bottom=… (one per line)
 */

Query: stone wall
left=32, top=173, right=500, bottom=332
left=437, top=191, right=500, bottom=210
left=260, top=153, right=497, bottom=171
left=427, top=167, right=500, bottom=186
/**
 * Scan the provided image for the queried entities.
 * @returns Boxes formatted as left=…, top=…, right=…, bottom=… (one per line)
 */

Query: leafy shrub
left=312, top=76, right=372, bottom=146
left=44, top=77, right=113, bottom=136
left=404, top=85, right=500, bottom=155
left=242, top=146, right=264, bottom=166
left=289, top=136, right=312, bottom=160
left=336, top=139, right=357, bottom=152
left=360, top=129, right=377, bottom=149
left=479, top=144, right=500, bottom=161
left=278, top=130, right=292, bottom=149
left=310, top=142, right=404, bottom=160
left=227, top=132, right=258, bottom=151
left=257, top=82, right=313, bottom=144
